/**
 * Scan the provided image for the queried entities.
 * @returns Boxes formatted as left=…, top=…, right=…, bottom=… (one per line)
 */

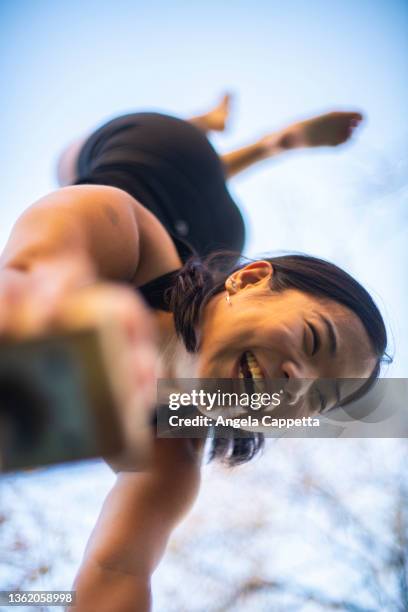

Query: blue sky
left=0, top=0, right=407, bottom=373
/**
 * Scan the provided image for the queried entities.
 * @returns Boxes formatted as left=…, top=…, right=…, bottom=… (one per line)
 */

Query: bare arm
left=0, top=184, right=140, bottom=281
left=0, top=183, right=149, bottom=340
left=0, top=184, right=200, bottom=611
left=70, top=438, right=202, bottom=612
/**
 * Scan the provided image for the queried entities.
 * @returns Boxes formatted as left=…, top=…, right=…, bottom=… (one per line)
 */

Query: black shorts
left=75, top=112, right=245, bottom=260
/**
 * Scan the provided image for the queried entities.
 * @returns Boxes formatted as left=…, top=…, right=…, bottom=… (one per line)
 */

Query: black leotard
left=74, top=112, right=245, bottom=260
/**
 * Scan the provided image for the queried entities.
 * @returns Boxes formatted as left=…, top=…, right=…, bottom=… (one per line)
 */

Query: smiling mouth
left=238, top=351, right=264, bottom=379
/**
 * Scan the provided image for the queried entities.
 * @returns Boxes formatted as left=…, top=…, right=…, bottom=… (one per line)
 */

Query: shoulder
left=30, top=184, right=139, bottom=208
left=21, top=185, right=142, bottom=238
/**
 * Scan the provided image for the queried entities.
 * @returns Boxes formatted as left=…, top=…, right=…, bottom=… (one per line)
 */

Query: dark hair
left=167, top=252, right=390, bottom=466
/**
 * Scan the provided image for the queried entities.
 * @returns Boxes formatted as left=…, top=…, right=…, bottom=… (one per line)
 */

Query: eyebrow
left=319, top=314, right=338, bottom=356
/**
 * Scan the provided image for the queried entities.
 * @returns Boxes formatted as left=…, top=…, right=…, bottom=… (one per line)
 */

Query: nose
left=281, top=359, right=316, bottom=379
left=280, top=360, right=316, bottom=405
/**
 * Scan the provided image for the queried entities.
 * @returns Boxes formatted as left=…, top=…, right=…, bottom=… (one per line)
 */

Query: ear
left=225, top=261, right=274, bottom=294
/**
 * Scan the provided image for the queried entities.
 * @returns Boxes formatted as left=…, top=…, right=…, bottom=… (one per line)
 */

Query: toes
left=352, top=112, right=363, bottom=121
left=343, top=113, right=363, bottom=140
left=349, top=112, right=363, bottom=126
left=349, top=116, right=363, bottom=133
left=220, top=92, right=233, bottom=110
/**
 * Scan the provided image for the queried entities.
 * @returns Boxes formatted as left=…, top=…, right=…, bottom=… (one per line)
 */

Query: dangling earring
left=226, top=279, right=237, bottom=305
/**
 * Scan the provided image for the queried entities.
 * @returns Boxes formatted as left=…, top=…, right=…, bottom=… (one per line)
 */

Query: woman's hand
left=0, top=253, right=97, bottom=338
left=54, top=280, right=158, bottom=472
left=0, top=255, right=158, bottom=471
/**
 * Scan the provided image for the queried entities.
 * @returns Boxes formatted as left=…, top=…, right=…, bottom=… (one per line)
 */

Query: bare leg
left=222, top=110, right=363, bottom=179
left=189, top=93, right=232, bottom=134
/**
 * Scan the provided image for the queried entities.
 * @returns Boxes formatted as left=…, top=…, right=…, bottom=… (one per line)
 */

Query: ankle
left=258, top=132, right=285, bottom=158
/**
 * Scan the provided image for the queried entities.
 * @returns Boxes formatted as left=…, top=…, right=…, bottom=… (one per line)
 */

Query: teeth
left=239, top=351, right=264, bottom=379
left=247, top=352, right=263, bottom=379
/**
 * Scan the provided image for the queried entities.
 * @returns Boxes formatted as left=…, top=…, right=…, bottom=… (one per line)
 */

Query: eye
left=306, top=322, right=321, bottom=356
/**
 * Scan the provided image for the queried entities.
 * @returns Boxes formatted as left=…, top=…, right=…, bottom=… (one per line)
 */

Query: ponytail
left=168, top=257, right=215, bottom=352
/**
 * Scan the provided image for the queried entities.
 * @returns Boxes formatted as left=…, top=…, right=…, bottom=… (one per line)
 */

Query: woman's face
left=197, top=261, right=376, bottom=414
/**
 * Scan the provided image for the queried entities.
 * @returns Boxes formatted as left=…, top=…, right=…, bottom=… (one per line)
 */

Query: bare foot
left=261, top=111, right=363, bottom=156
left=199, top=93, right=232, bottom=132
